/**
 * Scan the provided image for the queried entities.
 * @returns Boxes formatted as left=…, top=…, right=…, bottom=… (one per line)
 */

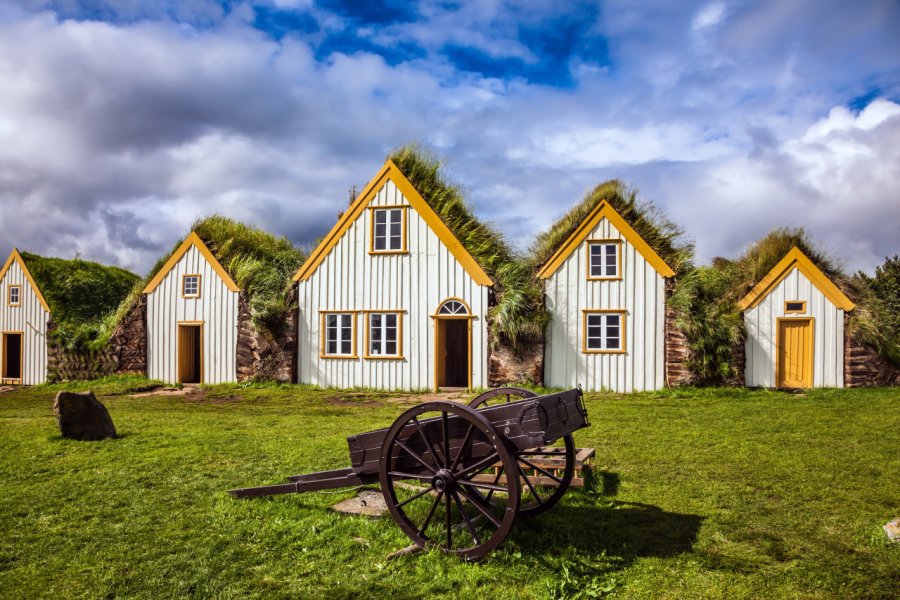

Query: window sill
left=363, top=355, right=405, bottom=361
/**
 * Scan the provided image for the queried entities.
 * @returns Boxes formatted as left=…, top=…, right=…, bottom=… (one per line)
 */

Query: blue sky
left=0, top=0, right=898, bottom=274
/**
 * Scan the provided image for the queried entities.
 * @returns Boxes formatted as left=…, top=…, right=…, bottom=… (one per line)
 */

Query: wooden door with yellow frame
left=1, top=331, right=23, bottom=385
left=177, top=322, right=203, bottom=384
left=433, top=299, right=473, bottom=391
left=776, top=318, right=813, bottom=388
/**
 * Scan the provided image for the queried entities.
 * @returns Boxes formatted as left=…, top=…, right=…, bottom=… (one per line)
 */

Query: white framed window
left=182, top=274, right=201, bottom=298
left=8, top=285, right=20, bottom=306
left=583, top=311, right=626, bottom=353
left=366, top=312, right=402, bottom=358
left=587, top=241, right=621, bottom=279
left=371, top=207, right=406, bottom=253
left=321, top=312, right=357, bottom=358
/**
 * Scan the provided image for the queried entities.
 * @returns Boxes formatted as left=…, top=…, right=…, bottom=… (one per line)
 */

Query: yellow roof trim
left=143, top=232, right=240, bottom=294
left=737, top=247, right=855, bottom=311
left=536, top=201, right=676, bottom=280
left=293, top=159, right=493, bottom=286
left=0, top=249, right=51, bottom=313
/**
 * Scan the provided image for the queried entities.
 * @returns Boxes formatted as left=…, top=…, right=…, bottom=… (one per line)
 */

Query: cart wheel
left=469, top=389, right=575, bottom=518
left=467, top=386, right=538, bottom=407
left=379, top=401, right=520, bottom=560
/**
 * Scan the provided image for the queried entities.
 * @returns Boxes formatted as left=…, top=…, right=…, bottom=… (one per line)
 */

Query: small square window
left=372, top=208, right=406, bottom=253
left=323, top=312, right=357, bottom=357
left=584, top=311, right=625, bottom=352
left=182, top=275, right=200, bottom=298
left=588, top=242, right=620, bottom=279
left=8, top=285, right=20, bottom=306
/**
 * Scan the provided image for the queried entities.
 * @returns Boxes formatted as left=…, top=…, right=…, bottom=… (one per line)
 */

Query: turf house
left=293, top=146, right=537, bottom=391
left=0, top=248, right=138, bottom=384
left=537, top=202, right=674, bottom=392
left=109, top=218, right=305, bottom=385
left=739, top=246, right=856, bottom=388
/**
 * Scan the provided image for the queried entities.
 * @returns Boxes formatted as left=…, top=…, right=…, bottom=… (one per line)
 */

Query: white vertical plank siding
left=743, top=268, right=844, bottom=388
left=146, top=245, right=239, bottom=384
left=0, top=261, right=49, bottom=384
left=544, top=218, right=667, bottom=392
left=297, top=179, right=490, bottom=390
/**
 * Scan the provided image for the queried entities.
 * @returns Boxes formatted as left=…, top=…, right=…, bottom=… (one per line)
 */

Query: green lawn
left=0, top=379, right=897, bottom=599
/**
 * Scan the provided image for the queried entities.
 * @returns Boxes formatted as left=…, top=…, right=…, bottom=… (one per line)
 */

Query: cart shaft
left=228, top=467, right=378, bottom=498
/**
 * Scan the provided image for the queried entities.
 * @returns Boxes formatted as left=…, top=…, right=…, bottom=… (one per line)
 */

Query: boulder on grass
left=53, top=391, right=117, bottom=441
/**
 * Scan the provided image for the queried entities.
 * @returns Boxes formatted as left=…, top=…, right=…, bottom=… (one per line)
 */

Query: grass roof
left=388, top=144, right=547, bottom=347
left=20, top=252, right=140, bottom=351
left=102, top=216, right=306, bottom=347
left=530, top=179, right=695, bottom=277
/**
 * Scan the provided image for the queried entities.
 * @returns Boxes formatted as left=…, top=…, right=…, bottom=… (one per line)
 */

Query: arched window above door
left=438, top=299, right=469, bottom=315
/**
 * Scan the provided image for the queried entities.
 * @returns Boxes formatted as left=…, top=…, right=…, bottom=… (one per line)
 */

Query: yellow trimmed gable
left=293, top=160, right=493, bottom=286
left=536, top=201, right=675, bottom=280
left=143, top=232, right=240, bottom=294
left=0, top=249, right=51, bottom=312
left=737, top=247, right=855, bottom=311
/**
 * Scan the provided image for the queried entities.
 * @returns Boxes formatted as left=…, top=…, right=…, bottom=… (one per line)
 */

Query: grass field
left=0, top=378, right=897, bottom=599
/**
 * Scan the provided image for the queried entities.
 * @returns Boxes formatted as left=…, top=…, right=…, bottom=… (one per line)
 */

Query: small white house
left=0, top=250, right=50, bottom=385
left=143, top=232, right=241, bottom=384
left=293, top=159, right=494, bottom=391
left=538, top=201, right=675, bottom=392
left=739, top=247, right=855, bottom=388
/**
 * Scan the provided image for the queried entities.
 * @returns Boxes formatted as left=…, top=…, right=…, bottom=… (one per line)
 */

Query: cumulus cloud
left=0, top=1, right=897, bottom=277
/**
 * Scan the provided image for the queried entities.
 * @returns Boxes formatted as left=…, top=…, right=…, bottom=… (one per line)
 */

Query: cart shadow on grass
left=509, top=470, right=704, bottom=571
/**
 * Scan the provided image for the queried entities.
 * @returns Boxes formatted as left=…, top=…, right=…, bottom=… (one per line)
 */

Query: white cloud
left=692, top=2, right=726, bottom=30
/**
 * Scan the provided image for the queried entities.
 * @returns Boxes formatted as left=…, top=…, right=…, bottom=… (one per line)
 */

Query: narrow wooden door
left=178, top=324, right=202, bottom=384
left=777, top=319, right=813, bottom=388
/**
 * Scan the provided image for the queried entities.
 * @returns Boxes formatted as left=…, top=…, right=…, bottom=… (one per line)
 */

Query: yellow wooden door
left=777, top=319, right=813, bottom=388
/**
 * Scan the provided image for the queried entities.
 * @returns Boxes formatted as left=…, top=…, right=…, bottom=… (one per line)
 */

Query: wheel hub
left=432, top=469, right=454, bottom=493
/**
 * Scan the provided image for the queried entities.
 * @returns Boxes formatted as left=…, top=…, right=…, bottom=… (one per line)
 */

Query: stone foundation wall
left=108, top=295, right=147, bottom=374
left=664, top=300, right=692, bottom=387
left=236, top=291, right=297, bottom=383
left=47, top=333, right=118, bottom=383
left=844, top=315, right=900, bottom=387
left=488, top=340, right=544, bottom=387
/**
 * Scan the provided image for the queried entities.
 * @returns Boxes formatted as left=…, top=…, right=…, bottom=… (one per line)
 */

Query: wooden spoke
left=449, top=424, right=475, bottom=472
left=412, top=417, right=441, bottom=470
left=518, top=456, right=563, bottom=484
left=452, top=490, right=481, bottom=546
left=456, top=486, right=502, bottom=528
left=397, top=485, right=434, bottom=508
left=455, top=451, right=499, bottom=480
left=519, top=464, right=544, bottom=506
left=484, top=465, right=504, bottom=503
left=441, top=411, right=451, bottom=468
left=418, top=491, right=443, bottom=536
left=395, top=439, right=437, bottom=474
left=445, top=489, right=452, bottom=550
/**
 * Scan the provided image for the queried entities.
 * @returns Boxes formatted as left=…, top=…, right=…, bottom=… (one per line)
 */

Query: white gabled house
left=738, top=246, right=855, bottom=388
left=0, top=250, right=51, bottom=385
left=143, top=232, right=241, bottom=384
left=293, top=159, right=494, bottom=391
left=537, top=201, right=675, bottom=392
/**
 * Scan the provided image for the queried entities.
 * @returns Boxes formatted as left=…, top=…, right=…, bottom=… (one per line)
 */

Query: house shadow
left=511, top=474, right=704, bottom=571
